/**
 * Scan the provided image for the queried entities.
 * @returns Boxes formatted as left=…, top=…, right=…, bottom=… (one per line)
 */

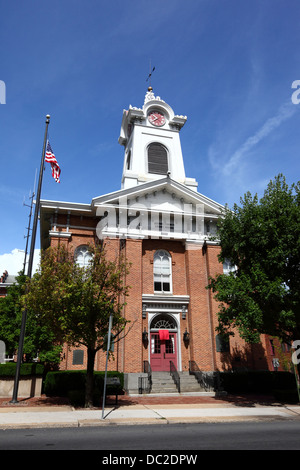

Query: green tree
left=0, top=273, right=60, bottom=363
left=208, top=175, right=300, bottom=348
left=25, top=243, right=131, bottom=408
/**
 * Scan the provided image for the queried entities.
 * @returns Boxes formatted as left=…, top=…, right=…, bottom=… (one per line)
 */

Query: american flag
left=45, top=141, right=61, bottom=183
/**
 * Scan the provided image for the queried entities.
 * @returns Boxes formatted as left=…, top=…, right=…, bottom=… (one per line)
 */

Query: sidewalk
left=0, top=394, right=300, bottom=429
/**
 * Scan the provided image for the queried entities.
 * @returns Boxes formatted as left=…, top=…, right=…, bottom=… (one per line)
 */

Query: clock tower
left=119, top=87, right=198, bottom=191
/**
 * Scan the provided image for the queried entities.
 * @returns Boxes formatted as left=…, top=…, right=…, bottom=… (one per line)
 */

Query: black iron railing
left=144, top=360, right=152, bottom=392
left=170, top=360, right=180, bottom=393
left=139, top=361, right=152, bottom=394
left=189, top=360, right=215, bottom=391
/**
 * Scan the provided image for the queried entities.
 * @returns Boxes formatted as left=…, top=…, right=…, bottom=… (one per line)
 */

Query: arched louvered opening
left=148, top=143, right=168, bottom=175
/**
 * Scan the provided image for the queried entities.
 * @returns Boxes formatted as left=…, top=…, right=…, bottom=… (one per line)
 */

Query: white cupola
left=119, top=87, right=198, bottom=191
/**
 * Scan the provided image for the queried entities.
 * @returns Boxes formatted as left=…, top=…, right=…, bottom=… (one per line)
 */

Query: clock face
left=148, top=110, right=166, bottom=127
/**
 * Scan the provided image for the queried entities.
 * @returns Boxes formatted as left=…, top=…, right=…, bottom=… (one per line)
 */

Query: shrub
left=272, top=389, right=299, bottom=404
left=67, top=389, right=102, bottom=407
left=0, top=363, right=44, bottom=377
left=218, top=370, right=297, bottom=395
left=67, top=390, right=85, bottom=407
left=44, top=371, right=86, bottom=396
left=44, top=370, right=124, bottom=397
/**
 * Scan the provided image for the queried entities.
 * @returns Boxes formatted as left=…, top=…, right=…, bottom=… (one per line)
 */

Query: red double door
left=150, top=332, right=177, bottom=371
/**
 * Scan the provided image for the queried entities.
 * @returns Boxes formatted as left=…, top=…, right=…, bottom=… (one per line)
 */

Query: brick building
left=39, top=88, right=285, bottom=392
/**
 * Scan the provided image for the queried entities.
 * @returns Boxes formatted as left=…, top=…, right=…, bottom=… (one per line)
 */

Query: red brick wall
left=47, top=213, right=280, bottom=375
left=184, top=243, right=215, bottom=371
left=122, top=239, right=143, bottom=373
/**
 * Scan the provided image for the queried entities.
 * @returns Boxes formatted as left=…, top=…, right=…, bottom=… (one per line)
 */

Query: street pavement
left=1, top=393, right=300, bottom=429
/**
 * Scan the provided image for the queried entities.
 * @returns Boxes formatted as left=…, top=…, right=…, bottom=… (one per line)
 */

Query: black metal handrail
left=143, top=360, right=152, bottom=393
left=189, top=360, right=201, bottom=373
left=189, top=360, right=213, bottom=391
left=170, top=360, right=180, bottom=393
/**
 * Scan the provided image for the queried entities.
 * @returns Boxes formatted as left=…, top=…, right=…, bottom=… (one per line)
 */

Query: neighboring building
left=39, top=88, right=289, bottom=391
left=0, top=271, right=16, bottom=298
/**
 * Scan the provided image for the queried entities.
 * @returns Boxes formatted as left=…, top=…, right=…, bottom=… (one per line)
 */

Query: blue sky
left=1, top=0, right=300, bottom=275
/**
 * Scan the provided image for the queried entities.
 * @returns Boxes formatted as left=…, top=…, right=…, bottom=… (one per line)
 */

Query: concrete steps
left=151, top=372, right=178, bottom=394
left=179, top=372, right=206, bottom=392
left=150, top=371, right=206, bottom=394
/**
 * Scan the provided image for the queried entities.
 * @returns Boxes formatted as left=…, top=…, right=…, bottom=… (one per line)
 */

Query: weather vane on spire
left=146, top=60, right=155, bottom=89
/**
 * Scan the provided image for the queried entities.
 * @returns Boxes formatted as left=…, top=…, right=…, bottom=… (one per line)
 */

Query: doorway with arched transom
left=149, top=313, right=178, bottom=371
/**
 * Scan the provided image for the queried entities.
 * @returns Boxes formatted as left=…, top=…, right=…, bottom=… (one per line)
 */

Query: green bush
left=272, top=389, right=299, bottom=404
left=44, top=370, right=124, bottom=397
left=0, top=363, right=44, bottom=377
left=67, top=390, right=85, bottom=407
left=219, top=371, right=249, bottom=393
left=44, top=371, right=86, bottom=396
left=67, top=389, right=102, bottom=407
left=218, top=371, right=297, bottom=394
left=271, top=371, right=296, bottom=390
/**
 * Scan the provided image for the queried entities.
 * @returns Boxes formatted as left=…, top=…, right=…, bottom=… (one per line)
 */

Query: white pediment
left=39, top=178, right=224, bottom=247
left=92, top=177, right=223, bottom=215
left=92, top=178, right=223, bottom=242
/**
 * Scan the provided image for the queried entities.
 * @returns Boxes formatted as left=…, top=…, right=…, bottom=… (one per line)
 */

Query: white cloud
left=0, top=249, right=40, bottom=277
left=207, top=100, right=297, bottom=207
left=222, top=101, right=296, bottom=177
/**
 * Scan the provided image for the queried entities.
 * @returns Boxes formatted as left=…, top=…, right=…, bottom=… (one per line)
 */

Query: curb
left=0, top=415, right=293, bottom=430
left=1, top=405, right=300, bottom=429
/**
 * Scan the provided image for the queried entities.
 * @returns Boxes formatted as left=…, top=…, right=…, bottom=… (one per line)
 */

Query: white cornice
left=142, top=294, right=190, bottom=304
left=40, top=199, right=92, bottom=214
left=49, top=231, right=72, bottom=239
left=39, top=179, right=224, bottom=217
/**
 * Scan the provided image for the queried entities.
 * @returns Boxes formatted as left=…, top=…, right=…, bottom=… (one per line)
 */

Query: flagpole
left=10, top=114, right=50, bottom=403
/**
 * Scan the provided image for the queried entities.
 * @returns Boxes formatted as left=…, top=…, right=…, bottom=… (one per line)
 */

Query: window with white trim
left=153, top=250, right=172, bottom=293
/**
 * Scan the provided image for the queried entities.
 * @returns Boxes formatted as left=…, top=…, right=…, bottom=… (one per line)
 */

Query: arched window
left=153, top=250, right=172, bottom=293
left=148, top=143, right=168, bottom=175
left=223, top=258, right=237, bottom=275
left=74, top=245, right=93, bottom=268
left=150, top=314, right=177, bottom=330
